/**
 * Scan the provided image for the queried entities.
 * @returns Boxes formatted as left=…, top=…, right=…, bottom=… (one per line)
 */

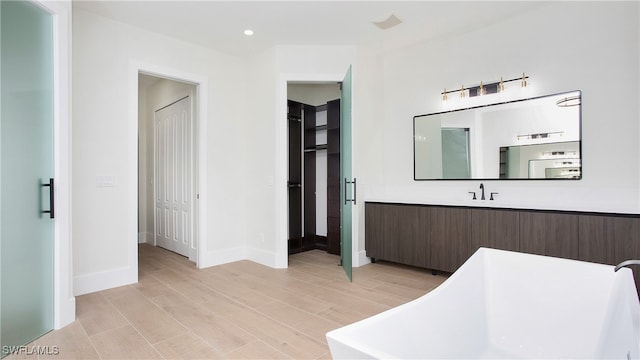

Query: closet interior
left=287, top=83, right=341, bottom=256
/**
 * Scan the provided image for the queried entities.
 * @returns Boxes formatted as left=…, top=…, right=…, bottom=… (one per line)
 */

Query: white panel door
left=154, top=96, right=192, bottom=257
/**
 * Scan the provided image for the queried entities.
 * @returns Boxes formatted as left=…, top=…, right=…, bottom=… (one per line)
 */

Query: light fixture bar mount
left=441, top=73, right=529, bottom=101
left=516, top=130, right=564, bottom=141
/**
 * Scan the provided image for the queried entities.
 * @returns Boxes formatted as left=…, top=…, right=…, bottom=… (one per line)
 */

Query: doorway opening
left=287, top=82, right=341, bottom=257
left=138, top=74, right=198, bottom=262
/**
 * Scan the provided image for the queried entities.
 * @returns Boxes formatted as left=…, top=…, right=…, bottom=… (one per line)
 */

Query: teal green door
left=340, top=66, right=353, bottom=281
left=1, top=0, right=55, bottom=355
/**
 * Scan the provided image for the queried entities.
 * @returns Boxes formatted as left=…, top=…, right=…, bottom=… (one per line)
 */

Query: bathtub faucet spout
left=479, top=183, right=485, bottom=200
left=614, top=260, right=640, bottom=272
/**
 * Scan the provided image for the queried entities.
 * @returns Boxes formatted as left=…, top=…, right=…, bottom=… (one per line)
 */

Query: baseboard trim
left=354, top=250, right=370, bottom=267
left=197, top=247, right=245, bottom=269
left=138, top=232, right=153, bottom=244
left=73, top=266, right=137, bottom=296
left=55, top=296, right=76, bottom=329
left=246, top=247, right=277, bottom=268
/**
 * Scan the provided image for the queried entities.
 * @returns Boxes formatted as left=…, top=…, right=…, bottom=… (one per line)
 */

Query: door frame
left=130, top=63, right=208, bottom=269
left=276, top=73, right=344, bottom=268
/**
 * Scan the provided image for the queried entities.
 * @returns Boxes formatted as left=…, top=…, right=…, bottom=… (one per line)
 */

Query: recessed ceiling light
left=244, top=29, right=254, bottom=36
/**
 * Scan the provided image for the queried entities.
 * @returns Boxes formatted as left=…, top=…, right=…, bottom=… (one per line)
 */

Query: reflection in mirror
left=501, top=141, right=581, bottom=179
left=442, top=128, right=471, bottom=178
left=414, top=90, right=581, bottom=180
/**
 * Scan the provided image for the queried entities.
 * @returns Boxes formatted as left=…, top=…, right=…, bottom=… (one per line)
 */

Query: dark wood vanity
left=365, top=202, right=640, bottom=294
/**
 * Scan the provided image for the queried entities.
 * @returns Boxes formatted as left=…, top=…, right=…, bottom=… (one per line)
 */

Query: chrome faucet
left=479, top=183, right=485, bottom=200
left=614, top=260, right=640, bottom=272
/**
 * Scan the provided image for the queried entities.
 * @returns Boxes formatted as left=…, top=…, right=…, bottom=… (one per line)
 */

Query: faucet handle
left=468, top=191, right=476, bottom=200
left=490, top=192, right=499, bottom=200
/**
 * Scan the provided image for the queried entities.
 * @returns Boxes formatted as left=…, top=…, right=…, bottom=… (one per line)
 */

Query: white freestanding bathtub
left=326, top=248, right=640, bottom=359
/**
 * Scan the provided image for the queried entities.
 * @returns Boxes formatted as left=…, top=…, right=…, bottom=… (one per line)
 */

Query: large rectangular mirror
left=414, top=90, right=581, bottom=180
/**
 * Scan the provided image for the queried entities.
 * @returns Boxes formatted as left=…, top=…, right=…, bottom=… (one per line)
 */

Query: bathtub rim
left=326, top=247, right=640, bottom=359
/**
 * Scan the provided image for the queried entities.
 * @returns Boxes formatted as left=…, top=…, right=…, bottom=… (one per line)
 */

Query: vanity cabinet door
left=578, top=215, right=639, bottom=265
left=380, top=205, right=402, bottom=262
left=365, top=203, right=430, bottom=267
left=396, top=205, right=429, bottom=268
left=519, top=211, right=579, bottom=259
left=365, top=203, right=386, bottom=261
left=471, top=209, right=519, bottom=252
left=429, top=207, right=472, bottom=273
left=577, top=215, right=640, bottom=297
left=365, top=203, right=400, bottom=261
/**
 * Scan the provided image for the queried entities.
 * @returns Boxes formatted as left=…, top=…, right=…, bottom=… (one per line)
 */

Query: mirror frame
left=413, top=90, right=582, bottom=181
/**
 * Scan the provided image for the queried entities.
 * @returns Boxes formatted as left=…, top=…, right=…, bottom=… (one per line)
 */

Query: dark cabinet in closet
left=326, top=99, right=341, bottom=255
left=303, top=104, right=317, bottom=251
left=287, top=101, right=302, bottom=254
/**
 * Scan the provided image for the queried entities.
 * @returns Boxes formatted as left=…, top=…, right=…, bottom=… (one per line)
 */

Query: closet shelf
left=305, top=124, right=327, bottom=131
left=304, top=144, right=328, bottom=152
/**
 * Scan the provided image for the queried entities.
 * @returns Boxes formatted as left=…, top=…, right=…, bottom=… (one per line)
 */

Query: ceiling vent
left=372, top=13, right=403, bottom=30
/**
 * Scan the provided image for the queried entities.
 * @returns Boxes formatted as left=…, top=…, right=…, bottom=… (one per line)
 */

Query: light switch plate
left=96, top=176, right=115, bottom=187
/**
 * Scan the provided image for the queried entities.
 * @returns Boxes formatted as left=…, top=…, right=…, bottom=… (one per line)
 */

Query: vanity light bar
left=540, top=151, right=579, bottom=160
left=542, top=150, right=578, bottom=157
left=441, top=73, right=529, bottom=101
left=516, top=130, right=563, bottom=140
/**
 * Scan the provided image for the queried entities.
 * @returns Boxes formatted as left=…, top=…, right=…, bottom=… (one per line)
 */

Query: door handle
left=41, top=178, right=54, bottom=219
left=344, top=178, right=347, bottom=205
left=352, top=178, right=357, bottom=205
left=344, top=178, right=357, bottom=205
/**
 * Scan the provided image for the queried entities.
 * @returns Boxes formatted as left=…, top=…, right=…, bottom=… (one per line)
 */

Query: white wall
left=72, top=9, right=248, bottom=295
left=366, top=2, right=639, bottom=214
left=241, top=47, right=279, bottom=266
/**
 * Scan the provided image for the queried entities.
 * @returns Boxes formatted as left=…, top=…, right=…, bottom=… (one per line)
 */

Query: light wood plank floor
left=9, top=244, right=447, bottom=359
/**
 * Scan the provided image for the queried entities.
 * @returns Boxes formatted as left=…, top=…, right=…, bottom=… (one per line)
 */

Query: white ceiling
left=73, top=1, right=552, bottom=58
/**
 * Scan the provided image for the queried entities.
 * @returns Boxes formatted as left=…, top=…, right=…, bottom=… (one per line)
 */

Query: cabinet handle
left=41, top=178, right=54, bottom=219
